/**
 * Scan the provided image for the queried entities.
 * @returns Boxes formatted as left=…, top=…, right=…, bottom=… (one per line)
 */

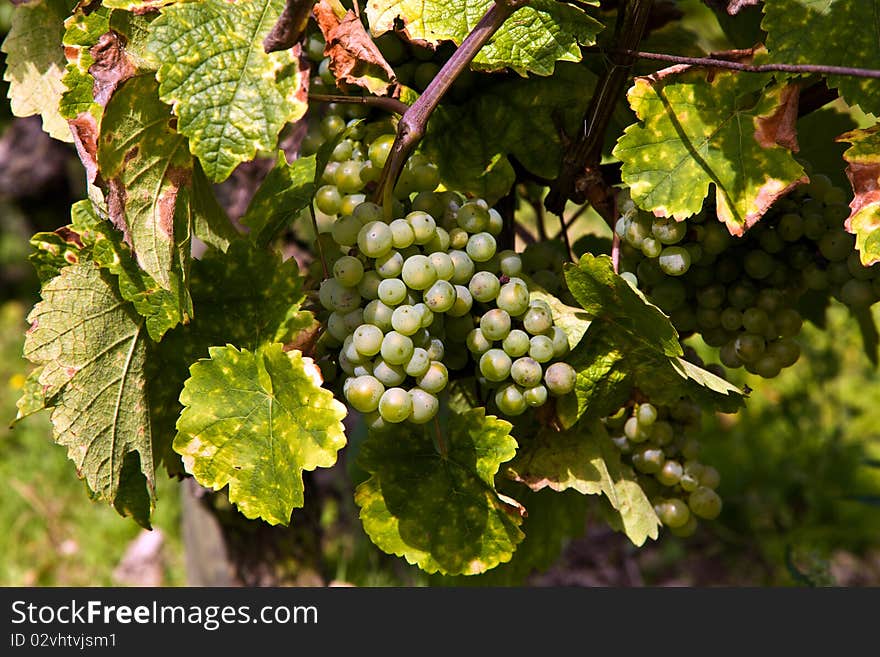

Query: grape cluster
left=302, top=112, right=576, bottom=426
left=605, top=398, right=722, bottom=537
left=615, top=175, right=879, bottom=379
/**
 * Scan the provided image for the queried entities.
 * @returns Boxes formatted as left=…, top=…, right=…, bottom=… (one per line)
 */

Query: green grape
left=449, top=228, right=469, bottom=250
left=401, top=255, right=438, bottom=290
left=727, top=281, right=757, bottom=309
left=841, top=278, right=876, bottom=307
left=331, top=214, right=362, bottom=247
left=352, top=324, right=383, bottom=357
left=447, top=285, right=473, bottom=318
left=752, top=353, right=781, bottom=378
left=357, top=221, right=393, bottom=258
left=412, top=302, right=434, bottom=329
left=409, top=388, right=439, bottom=424
left=510, top=357, right=543, bottom=387
left=357, top=270, right=382, bottom=300
left=756, top=289, right=783, bottom=314
left=696, top=307, right=721, bottom=331
left=495, top=383, right=527, bottom=416
left=523, top=303, right=553, bottom=335
left=391, top=305, right=422, bottom=336
left=767, top=337, right=800, bottom=368
left=344, top=375, right=385, bottom=413
left=742, top=307, right=769, bottom=334
left=679, top=472, right=700, bottom=492
left=696, top=283, right=725, bottom=308
left=353, top=201, right=383, bottom=224
left=633, top=446, right=665, bottom=474
left=847, top=251, right=874, bottom=281
left=320, top=114, right=346, bottom=140
left=652, top=277, right=687, bottom=311
left=651, top=421, right=674, bottom=445
left=624, top=214, right=652, bottom=248
left=326, top=312, right=350, bottom=342
left=775, top=308, right=802, bottom=337
left=496, top=278, right=530, bottom=316
left=378, top=387, right=412, bottom=423
left=329, top=139, right=353, bottom=162
left=315, top=185, right=342, bottom=215
left=449, top=250, right=475, bottom=285
left=498, top=250, right=522, bottom=277
left=502, top=329, right=530, bottom=358
left=719, top=341, right=742, bottom=368
left=657, top=246, right=691, bottom=276
left=410, top=162, right=440, bottom=192
left=373, top=357, right=406, bottom=387
left=380, top=331, right=414, bottom=365
left=734, top=333, right=766, bottom=363
left=321, top=161, right=340, bottom=185
left=423, top=280, right=456, bottom=313
left=658, top=498, right=691, bottom=528
left=466, top=328, right=493, bottom=355
left=624, top=416, right=650, bottom=443
left=469, top=271, right=501, bottom=302
left=480, top=349, right=512, bottom=382
left=369, top=134, right=395, bottom=168
left=456, top=202, right=490, bottom=233
left=699, top=465, right=721, bottom=489
left=656, top=460, right=683, bottom=486
left=466, top=232, right=496, bottom=262
left=523, top=384, right=548, bottom=407
left=416, top=361, right=449, bottom=394
left=425, top=252, right=454, bottom=281
left=819, top=230, right=856, bottom=262
left=341, top=335, right=366, bottom=365
left=688, top=486, right=722, bottom=520
left=529, top=335, right=554, bottom=363
left=362, top=410, right=389, bottom=433
left=636, top=403, right=658, bottom=427
left=378, top=278, right=407, bottom=306
left=480, top=308, right=511, bottom=341
left=331, top=256, right=364, bottom=288
left=408, top=211, right=437, bottom=244
left=343, top=308, right=365, bottom=334
left=374, top=251, right=404, bottom=279
left=426, top=337, right=445, bottom=361
left=334, top=161, right=363, bottom=194
left=389, top=219, right=415, bottom=249
left=744, top=249, right=775, bottom=279
left=404, top=348, right=431, bottom=378
left=669, top=513, right=698, bottom=537
left=363, top=299, right=394, bottom=332
left=641, top=237, right=662, bottom=258
left=487, top=208, right=504, bottom=236
left=544, top=362, right=575, bottom=395
left=425, top=227, right=450, bottom=254
left=720, top=307, right=743, bottom=332
left=652, top=216, right=687, bottom=244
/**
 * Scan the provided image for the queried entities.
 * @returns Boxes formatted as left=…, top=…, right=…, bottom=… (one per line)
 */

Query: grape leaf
left=148, top=0, right=308, bottom=182
left=507, top=421, right=659, bottom=546
left=98, top=74, right=192, bottom=292
left=313, top=0, right=396, bottom=95
left=837, top=125, right=880, bottom=266
left=15, top=366, right=47, bottom=423
left=422, top=63, right=596, bottom=204
left=70, top=200, right=191, bottom=341
left=59, top=4, right=111, bottom=121
left=355, top=408, right=525, bottom=575
left=28, top=226, right=85, bottom=283
left=2, top=0, right=73, bottom=142
left=763, top=0, right=880, bottom=115
left=241, top=152, right=317, bottom=247
left=613, top=65, right=807, bottom=235
left=366, top=0, right=603, bottom=76
left=174, top=343, right=347, bottom=525
left=191, top=161, right=240, bottom=252
left=23, top=262, right=156, bottom=515
left=565, top=253, right=682, bottom=357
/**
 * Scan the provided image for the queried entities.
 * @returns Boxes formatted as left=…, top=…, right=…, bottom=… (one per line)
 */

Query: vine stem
left=308, top=93, right=409, bottom=115
left=372, top=0, right=531, bottom=216
left=593, top=48, right=880, bottom=79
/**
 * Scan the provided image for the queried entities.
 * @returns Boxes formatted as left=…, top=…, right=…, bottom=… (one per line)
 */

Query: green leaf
left=15, top=366, right=48, bottom=423
left=355, top=408, right=525, bottom=575
left=366, top=0, right=602, bottom=76
left=422, top=63, right=596, bottom=204
left=763, top=0, right=880, bottom=115
left=28, top=227, right=85, bottom=283
left=191, top=161, right=239, bottom=252
left=2, top=0, right=73, bottom=141
left=148, top=0, right=308, bottom=182
left=613, top=67, right=807, bottom=235
left=59, top=4, right=111, bottom=121
left=98, top=74, right=192, bottom=291
left=111, top=451, right=153, bottom=529
left=23, top=262, right=156, bottom=513
left=174, top=343, right=347, bottom=525
left=70, top=200, right=191, bottom=341
left=242, top=152, right=317, bottom=247
left=837, top=125, right=880, bottom=266
left=508, top=420, right=659, bottom=546
left=529, top=290, right=591, bottom=351
left=565, top=254, right=682, bottom=357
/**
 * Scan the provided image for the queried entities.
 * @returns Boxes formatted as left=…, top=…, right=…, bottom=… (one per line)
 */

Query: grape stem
left=373, top=0, right=532, bottom=216
left=545, top=0, right=654, bottom=219
left=308, top=93, right=410, bottom=116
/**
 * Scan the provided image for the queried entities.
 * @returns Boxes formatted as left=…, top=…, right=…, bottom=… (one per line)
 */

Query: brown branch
left=598, top=48, right=880, bottom=79
left=545, top=0, right=655, bottom=219
left=308, top=92, right=409, bottom=115
left=373, top=0, right=531, bottom=215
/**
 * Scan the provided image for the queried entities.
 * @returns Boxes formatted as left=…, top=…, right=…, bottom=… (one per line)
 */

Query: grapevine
left=4, top=0, right=880, bottom=583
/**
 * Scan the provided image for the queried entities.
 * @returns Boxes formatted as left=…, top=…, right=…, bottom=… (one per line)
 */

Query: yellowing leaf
left=838, top=125, right=880, bottom=266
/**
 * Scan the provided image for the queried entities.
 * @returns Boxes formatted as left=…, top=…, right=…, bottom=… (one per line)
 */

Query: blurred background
left=1, top=1, right=878, bottom=587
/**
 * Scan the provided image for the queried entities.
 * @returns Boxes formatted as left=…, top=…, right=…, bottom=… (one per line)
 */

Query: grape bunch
left=605, top=398, right=722, bottom=537
left=614, top=174, right=879, bottom=379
